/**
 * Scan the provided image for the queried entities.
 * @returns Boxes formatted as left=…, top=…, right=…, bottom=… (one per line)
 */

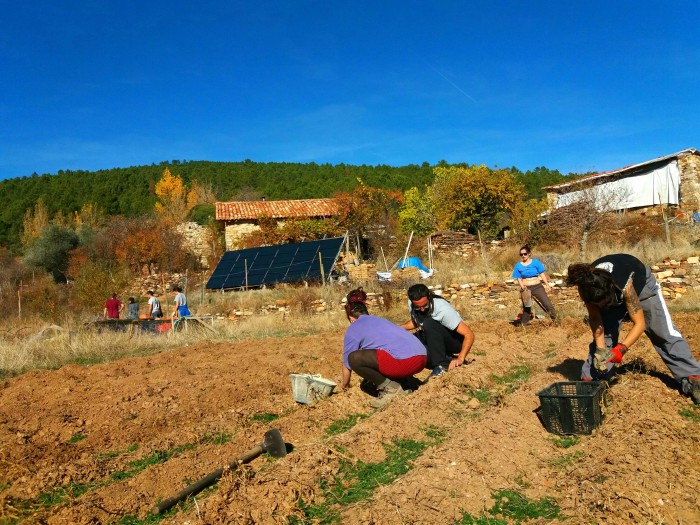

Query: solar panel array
left=206, top=236, right=345, bottom=290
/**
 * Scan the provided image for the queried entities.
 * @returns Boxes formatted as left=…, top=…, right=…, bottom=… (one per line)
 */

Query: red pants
left=376, top=350, right=427, bottom=379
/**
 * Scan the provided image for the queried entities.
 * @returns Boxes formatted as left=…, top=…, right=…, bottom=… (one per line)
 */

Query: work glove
left=593, top=347, right=609, bottom=371
left=605, top=343, right=629, bottom=364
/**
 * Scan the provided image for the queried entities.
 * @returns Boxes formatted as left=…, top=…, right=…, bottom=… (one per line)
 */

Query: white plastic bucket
left=289, top=373, right=337, bottom=404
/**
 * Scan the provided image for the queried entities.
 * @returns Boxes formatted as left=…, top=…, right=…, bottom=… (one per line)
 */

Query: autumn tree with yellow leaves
left=400, top=165, right=525, bottom=239
left=20, top=198, right=50, bottom=247
left=154, top=168, right=188, bottom=225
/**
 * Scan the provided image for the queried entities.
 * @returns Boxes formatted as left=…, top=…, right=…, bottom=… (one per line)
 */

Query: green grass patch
left=421, top=424, right=448, bottom=443
left=679, top=405, right=700, bottom=423
left=550, top=435, right=580, bottom=448
left=290, top=427, right=445, bottom=524
left=544, top=351, right=557, bottom=359
left=199, top=431, right=233, bottom=445
left=458, top=488, right=561, bottom=524
left=325, top=414, right=367, bottom=437
left=67, top=433, right=86, bottom=444
left=35, top=482, right=91, bottom=507
left=109, top=443, right=196, bottom=482
left=250, top=412, right=279, bottom=424
left=458, top=383, right=493, bottom=404
left=9, top=441, right=199, bottom=522
left=513, top=476, right=532, bottom=489
left=466, top=387, right=493, bottom=404
left=96, top=443, right=140, bottom=461
left=491, top=365, right=531, bottom=385
left=490, top=365, right=531, bottom=393
left=547, top=450, right=584, bottom=469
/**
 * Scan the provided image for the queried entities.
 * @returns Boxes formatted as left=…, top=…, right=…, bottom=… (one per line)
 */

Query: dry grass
left=0, top=308, right=351, bottom=379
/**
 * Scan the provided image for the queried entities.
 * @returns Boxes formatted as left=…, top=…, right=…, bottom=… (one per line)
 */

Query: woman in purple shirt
left=342, top=291, right=427, bottom=409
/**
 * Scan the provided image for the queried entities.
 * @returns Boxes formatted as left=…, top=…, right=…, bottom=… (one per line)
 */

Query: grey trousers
left=521, top=283, right=556, bottom=319
left=582, top=270, right=700, bottom=392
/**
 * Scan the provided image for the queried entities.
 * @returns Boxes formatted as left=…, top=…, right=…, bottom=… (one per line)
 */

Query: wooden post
left=345, top=233, right=350, bottom=266
left=244, top=259, right=249, bottom=290
left=658, top=192, right=671, bottom=245
left=380, top=246, right=389, bottom=272
left=402, top=231, right=414, bottom=268
left=477, top=229, right=490, bottom=279
left=319, top=252, right=325, bottom=284
left=428, top=236, right=434, bottom=270
left=17, top=280, right=22, bottom=319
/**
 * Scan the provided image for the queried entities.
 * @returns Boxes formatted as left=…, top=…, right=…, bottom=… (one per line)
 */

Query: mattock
left=151, top=428, right=287, bottom=515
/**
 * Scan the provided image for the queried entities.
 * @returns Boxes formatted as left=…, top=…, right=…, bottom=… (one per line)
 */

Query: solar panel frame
left=206, top=236, right=346, bottom=290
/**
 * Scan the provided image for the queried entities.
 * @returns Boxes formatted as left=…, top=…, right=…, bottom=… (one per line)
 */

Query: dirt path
left=1, top=316, right=699, bottom=524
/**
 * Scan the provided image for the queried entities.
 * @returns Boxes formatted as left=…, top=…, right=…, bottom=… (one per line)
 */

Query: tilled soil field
left=1, top=315, right=699, bottom=524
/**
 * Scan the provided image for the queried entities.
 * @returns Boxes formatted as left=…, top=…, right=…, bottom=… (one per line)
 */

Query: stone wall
left=224, top=222, right=260, bottom=250
left=176, top=222, right=213, bottom=268
left=218, top=255, right=700, bottom=319
left=678, top=153, right=700, bottom=213
left=429, top=232, right=506, bottom=257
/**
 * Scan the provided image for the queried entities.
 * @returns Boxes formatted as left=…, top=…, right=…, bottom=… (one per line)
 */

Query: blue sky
left=1, top=1, right=698, bottom=180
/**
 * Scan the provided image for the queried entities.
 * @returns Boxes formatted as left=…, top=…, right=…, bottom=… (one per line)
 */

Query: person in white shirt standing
left=172, top=286, right=191, bottom=318
left=146, top=290, right=163, bottom=319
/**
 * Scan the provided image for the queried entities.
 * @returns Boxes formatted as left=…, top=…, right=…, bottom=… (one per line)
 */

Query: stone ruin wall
left=678, top=153, right=700, bottom=213
left=219, top=255, right=700, bottom=320
left=224, top=222, right=260, bottom=250
left=176, top=222, right=213, bottom=268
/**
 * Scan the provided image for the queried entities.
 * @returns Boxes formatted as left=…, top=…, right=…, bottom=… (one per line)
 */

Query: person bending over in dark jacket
left=567, top=253, right=700, bottom=404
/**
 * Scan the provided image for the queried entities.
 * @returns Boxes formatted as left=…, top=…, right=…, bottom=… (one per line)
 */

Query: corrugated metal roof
left=215, top=198, right=339, bottom=221
left=543, top=148, right=699, bottom=191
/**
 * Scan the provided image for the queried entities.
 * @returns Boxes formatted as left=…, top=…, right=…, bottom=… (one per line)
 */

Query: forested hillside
left=0, top=160, right=568, bottom=250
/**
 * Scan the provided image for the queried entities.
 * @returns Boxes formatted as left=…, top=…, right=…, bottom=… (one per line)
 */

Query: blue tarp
left=397, top=256, right=430, bottom=272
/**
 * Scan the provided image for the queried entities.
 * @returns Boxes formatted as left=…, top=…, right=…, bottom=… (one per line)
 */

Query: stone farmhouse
left=215, top=198, right=340, bottom=250
left=543, top=148, right=700, bottom=218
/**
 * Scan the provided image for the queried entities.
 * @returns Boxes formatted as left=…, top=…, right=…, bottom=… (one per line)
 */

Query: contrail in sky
left=429, top=65, right=478, bottom=104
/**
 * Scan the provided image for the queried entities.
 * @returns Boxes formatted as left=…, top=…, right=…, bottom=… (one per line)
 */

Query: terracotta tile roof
left=215, top=198, right=339, bottom=221
left=543, top=148, right=698, bottom=191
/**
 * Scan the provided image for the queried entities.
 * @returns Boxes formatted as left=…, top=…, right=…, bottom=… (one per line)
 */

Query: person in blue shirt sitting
left=511, top=245, right=556, bottom=326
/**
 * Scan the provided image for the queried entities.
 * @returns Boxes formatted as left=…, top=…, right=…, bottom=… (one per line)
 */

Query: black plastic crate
left=536, top=381, right=607, bottom=435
